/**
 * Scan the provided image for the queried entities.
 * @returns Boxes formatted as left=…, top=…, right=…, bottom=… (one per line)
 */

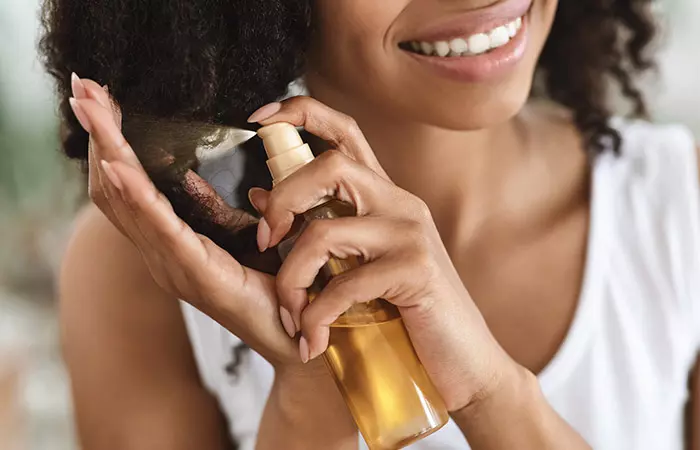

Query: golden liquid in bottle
left=325, top=315, right=449, bottom=450
left=280, top=200, right=449, bottom=449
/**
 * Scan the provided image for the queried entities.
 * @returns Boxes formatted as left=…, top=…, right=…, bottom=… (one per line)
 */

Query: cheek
left=310, top=0, right=408, bottom=89
left=310, top=0, right=560, bottom=131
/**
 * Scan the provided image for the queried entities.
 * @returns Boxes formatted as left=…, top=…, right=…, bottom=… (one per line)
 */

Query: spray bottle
left=257, top=123, right=449, bottom=450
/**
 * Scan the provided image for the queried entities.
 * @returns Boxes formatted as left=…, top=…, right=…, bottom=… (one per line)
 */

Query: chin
left=430, top=88, right=530, bottom=131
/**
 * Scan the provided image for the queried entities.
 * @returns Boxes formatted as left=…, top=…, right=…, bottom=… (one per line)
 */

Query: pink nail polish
left=69, top=98, right=92, bottom=133
left=247, top=102, right=282, bottom=123
left=248, top=188, right=268, bottom=213
left=71, top=73, right=87, bottom=99
left=100, top=160, right=123, bottom=191
left=257, top=217, right=271, bottom=252
left=299, top=336, right=310, bottom=364
left=279, top=307, right=296, bottom=338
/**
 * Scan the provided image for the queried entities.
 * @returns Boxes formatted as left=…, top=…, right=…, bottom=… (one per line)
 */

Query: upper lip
left=400, top=0, right=532, bottom=43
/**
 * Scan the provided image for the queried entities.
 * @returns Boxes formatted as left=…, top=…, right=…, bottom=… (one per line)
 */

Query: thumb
left=248, top=187, right=270, bottom=213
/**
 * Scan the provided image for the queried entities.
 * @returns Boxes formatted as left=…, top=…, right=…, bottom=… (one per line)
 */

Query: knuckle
left=305, top=219, right=333, bottom=243
left=276, top=266, right=294, bottom=294
left=143, top=187, right=161, bottom=208
left=408, top=246, right=439, bottom=284
left=299, top=308, right=317, bottom=331
left=325, top=272, right=354, bottom=297
left=320, top=149, right=349, bottom=174
left=402, top=218, right=425, bottom=238
left=397, top=218, right=430, bottom=252
left=265, top=190, right=281, bottom=214
left=411, top=196, right=433, bottom=222
left=167, top=219, right=189, bottom=246
left=342, top=116, right=362, bottom=140
left=287, top=95, right=312, bottom=107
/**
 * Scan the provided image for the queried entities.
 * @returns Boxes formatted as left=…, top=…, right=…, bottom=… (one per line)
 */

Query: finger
left=256, top=149, right=409, bottom=249
left=70, top=97, right=142, bottom=169
left=87, top=140, right=125, bottom=234
left=299, top=253, right=436, bottom=361
left=251, top=96, right=390, bottom=180
left=80, top=78, right=110, bottom=109
left=184, top=169, right=258, bottom=233
left=107, top=160, right=209, bottom=266
left=73, top=76, right=128, bottom=238
left=72, top=75, right=122, bottom=128
left=73, top=74, right=139, bottom=242
left=69, top=91, right=159, bottom=250
left=276, top=216, right=419, bottom=328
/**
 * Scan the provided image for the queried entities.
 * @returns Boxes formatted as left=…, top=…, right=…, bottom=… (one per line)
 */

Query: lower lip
left=402, top=16, right=529, bottom=84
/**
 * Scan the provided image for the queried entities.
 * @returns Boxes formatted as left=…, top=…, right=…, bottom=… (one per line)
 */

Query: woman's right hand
left=68, top=75, right=302, bottom=370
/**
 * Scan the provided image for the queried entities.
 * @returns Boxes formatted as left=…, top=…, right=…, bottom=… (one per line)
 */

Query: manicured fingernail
left=299, top=336, right=310, bottom=364
left=279, top=307, right=296, bottom=338
left=71, top=73, right=87, bottom=99
left=102, top=84, right=109, bottom=93
left=257, top=217, right=271, bottom=252
left=69, top=98, right=92, bottom=133
left=248, top=188, right=268, bottom=213
left=100, top=160, right=123, bottom=191
left=84, top=83, right=109, bottom=109
left=247, top=102, right=282, bottom=123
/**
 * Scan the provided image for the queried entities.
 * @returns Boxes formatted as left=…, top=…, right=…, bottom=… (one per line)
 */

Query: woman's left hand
left=248, top=97, right=520, bottom=413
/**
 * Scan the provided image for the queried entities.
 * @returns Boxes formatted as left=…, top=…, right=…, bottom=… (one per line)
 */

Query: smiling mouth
left=399, top=15, right=524, bottom=58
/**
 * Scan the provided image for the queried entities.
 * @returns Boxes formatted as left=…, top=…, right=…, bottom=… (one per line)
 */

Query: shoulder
left=59, top=203, right=172, bottom=318
left=61, top=203, right=148, bottom=290
left=59, top=203, right=192, bottom=353
left=60, top=204, right=231, bottom=447
left=59, top=202, right=194, bottom=364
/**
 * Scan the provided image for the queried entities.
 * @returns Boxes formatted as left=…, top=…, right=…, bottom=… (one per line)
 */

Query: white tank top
left=181, top=119, right=700, bottom=450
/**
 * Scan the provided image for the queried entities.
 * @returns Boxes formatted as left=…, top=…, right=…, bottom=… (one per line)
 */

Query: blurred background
left=0, top=0, right=699, bottom=449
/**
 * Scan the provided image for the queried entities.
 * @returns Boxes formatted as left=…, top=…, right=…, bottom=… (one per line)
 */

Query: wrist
left=271, top=359, right=354, bottom=425
left=259, top=360, right=357, bottom=450
left=450, top=363, right=589, bottom=449
left=273, top=360, right=336, bottom=407
left=451, top=362, right=540, bottom=430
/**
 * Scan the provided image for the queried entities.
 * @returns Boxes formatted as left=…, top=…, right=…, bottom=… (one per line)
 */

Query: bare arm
left=62, top=205, right=357, bottom=450
left=60, top=205, right=231, bottom=449
left=257, top=365, right=358, bottom=450
left=452, top=366, right=589, bottom=449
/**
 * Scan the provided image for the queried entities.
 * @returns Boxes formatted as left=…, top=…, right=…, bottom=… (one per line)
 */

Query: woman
left=41, top=0, right=699, bottom=449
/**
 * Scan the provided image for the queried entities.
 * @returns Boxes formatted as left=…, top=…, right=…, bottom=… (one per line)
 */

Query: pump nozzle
left=258, top=123, right=314, bottom=184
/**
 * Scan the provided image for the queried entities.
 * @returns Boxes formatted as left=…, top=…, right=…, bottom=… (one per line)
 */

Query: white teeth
left=468, top=33, right=490, bottom=55
left=420, top=41, right=434, bottom=55
left=449, top=38, right=468, bottom=54
left=434, top=41, right=450, bottom=57
left=488, top=26, right=510, bottom=48
left=408, top=15, right=523, bottom=57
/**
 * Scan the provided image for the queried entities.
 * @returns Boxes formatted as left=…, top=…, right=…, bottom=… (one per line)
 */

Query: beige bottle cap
left=258, top=123, right=315, bottom=184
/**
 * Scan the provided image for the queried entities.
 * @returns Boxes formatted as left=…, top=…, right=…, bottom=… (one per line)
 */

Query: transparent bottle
left=258, top=123, right=449, bottom=450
